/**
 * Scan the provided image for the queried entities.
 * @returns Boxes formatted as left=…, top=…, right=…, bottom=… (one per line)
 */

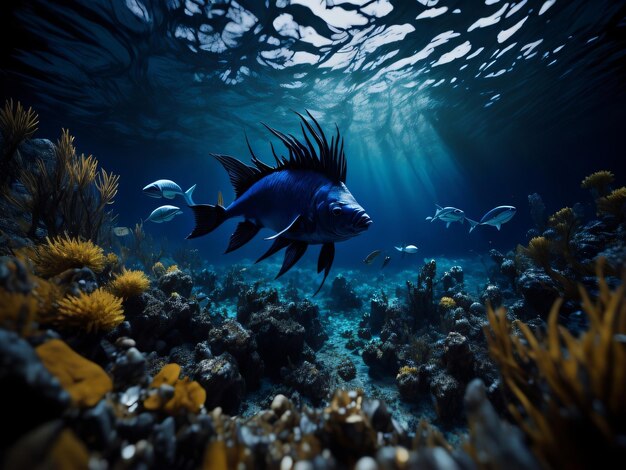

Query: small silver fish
left=425, top=205, right=466, bottom=228
left=112, top=226, right=131, bottom=236
left=394, top=245, right=418, bottom=254
left=381, top=255, right=391, bottom=268
left=143, top=179, right=196, bottom=205
left=363, top=249, right=382, bottom=264
left=467, top=206, right=516, bottom=233
left=146, top=205, right=183, bottom=223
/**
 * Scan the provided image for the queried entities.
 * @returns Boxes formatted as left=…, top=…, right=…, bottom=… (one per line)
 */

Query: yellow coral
left=439, top=296, right=456, bottom=310
left=166, top=264, right=180, bottom=273
left=525, top=236, right=552, bottom=268
left=57, top=289, right=124, bottom=333
left=485, top=259, right=626, bottom=469
left=0, top=289, right=38, bottom=336
left=152, top=261, right=166, bottom=278
left=581, top=170, right=614, bottom=193
left=107, top=268, right=150, bottom=298
left=36, top=339, right=112, bottom=407
left=32, top=235, right=106, bottom=278
left=396, top=366, right=418, bottom=379
left=144, top=363, right=206, bottom=414
left=0, top=99, right=38, bottom=141
left=597, top=186, right=626, bottom=218
left=105, top=252, right=119, bottom=268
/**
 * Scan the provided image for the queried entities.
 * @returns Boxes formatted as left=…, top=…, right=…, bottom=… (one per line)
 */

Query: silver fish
left=147, top=205, right=183, bottom=223
left=143, top=179, right=196, bottom=205
left=363, top=249, right=382, bottom=264
left=394, top=244, right=418, bottom=254
left=112, top=226, right=130, bottom=236
left=425, top=205, right=466, bottom=228
left=468, top=206, right=516, bottom=233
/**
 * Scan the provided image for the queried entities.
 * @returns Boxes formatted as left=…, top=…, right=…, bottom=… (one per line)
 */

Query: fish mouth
left=353, top=211, right=372, bottom=232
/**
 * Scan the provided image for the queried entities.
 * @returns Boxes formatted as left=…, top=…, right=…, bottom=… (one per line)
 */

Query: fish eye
left=332, top=206, right=342, bottom=216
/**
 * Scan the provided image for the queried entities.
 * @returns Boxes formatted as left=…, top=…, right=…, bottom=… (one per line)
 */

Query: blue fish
left=187, top=112, right=372, bottom=294
left=143, top=179, right=196, bottom=205
left=468, top=205, right=516, bottom=232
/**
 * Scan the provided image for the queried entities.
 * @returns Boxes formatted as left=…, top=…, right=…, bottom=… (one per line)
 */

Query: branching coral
left=581, top=170, right=614, bottom=197
left=152, top=261, right=166, bottom=278
left=597, top=187, right=626, bottom=219
left=57, top=289, right=124, bottom=333
left=36, top=339, right=112, bottom=407
left=0, top=99, right=39, bottom=191
left=7, top=129, right=119, bottom=242
left=485, top=260, right=626, bottom=469
left=144, top=363, right=206, bottom=414
left=124, top=222, right=164, bottom=270
left=107, top=269, right=150, bottom=298
left=31, top=235, right=106, bottom=278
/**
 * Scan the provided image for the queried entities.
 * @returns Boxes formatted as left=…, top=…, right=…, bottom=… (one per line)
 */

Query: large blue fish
left=187, top=112, right=372, bottom=294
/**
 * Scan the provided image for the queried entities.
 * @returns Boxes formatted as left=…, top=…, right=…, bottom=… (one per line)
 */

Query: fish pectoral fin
left=496, top=223, right=502, bottom=231
left=313, top=242, right=335, bottom=296
left=255, top=237, right=290, bottom=263
left=265, top=215, right=303, bottom=240
left=275, top=241, right=308, bottom=279
left=446, top=221, right=451, bottom=228
left=225, top=221, right=261, bottom=254
left=425, top=216, right=433, bottom=222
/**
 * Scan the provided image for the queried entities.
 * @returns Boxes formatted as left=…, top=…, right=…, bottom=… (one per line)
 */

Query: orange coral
left=581, top=170, right=614, bottom=195
left=597, top=187, right=626, bottom=218
left=32, top=235, right=106, bottom=278
left=439, top=296, right=456, bottom=310
left=107, top=268, right=150, bottom=298
left=144, top=363, right=206, bottom=414
left=36, top=339, right=112, bottom=407
left=57, top=288, right=124, bottom=333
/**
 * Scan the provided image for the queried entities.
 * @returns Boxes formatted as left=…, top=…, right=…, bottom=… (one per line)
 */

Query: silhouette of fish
left=187, top=111, right=372, bottom=294
left=363, top=250, right=382, bottom=264
left=381, top=255, right=391, bottom=269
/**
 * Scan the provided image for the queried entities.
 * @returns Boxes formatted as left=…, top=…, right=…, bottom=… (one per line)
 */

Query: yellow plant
left=0, top=99, right=38, bottom=142
left=152, top=261, right=166, bottom=278
left=107, top=268, right=150, bottom=298
left=31, top=235, right=106, bottom=278
left=36, top=339, right=112, bottom=407
left=105, top=252, right=119, bottom=268
left=581, top=170, right=614, bottom=195
left=57, top=289, right=124, bottom=334
left=597, top=187, right=626, bottom=218
left=166, top=264, right=180, bottom=273
left=485, top=260, right=626, bottom=469
left=525, top=236, right=552, bottom=268
left=396, top=365, right=418, bottom=379
left=0, top=289, right=38, bottom=336
left=439, top=296, right=456, bottom=310
left=144, top=363, right=206, bottom=414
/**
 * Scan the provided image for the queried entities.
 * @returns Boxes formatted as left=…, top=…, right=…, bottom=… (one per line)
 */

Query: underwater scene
left=1, top=0, right=626, bottom=468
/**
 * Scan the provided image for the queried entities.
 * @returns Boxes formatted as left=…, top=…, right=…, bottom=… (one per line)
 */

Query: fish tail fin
left=186, top=204, right=226, bottom=239
left=467, top=218, right=479, bottom=233
left=425, top=216, right=433, bottom=222
left=183, top=184, right=196, bottom=205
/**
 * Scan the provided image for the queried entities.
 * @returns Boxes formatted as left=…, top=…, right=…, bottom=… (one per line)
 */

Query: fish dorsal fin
left=265, top=215, right=303, bottom=240
left=213, top=112, right=347, bottom=200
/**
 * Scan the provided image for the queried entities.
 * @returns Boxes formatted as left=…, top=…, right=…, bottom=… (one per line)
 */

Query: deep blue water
left=2, top=0, right=625, bottom=271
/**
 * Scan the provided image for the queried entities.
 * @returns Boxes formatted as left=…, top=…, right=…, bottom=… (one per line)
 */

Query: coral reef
left=30, top=235, right=106, bottom=278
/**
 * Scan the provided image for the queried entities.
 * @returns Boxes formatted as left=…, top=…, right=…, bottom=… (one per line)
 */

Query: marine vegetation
left=0, top=289, right=38, bottom=336
left=107, top=268, right=150, bottom=299
left=6, top=127, right=119, bottom=242
left=143, top=363, right=206, bottom=415
left=597, top=187, right=626, bottom=219
left=30, top=235, right=106, bottom=278
left=581, top=170, right=615, bottom=197
left=187, top=111, right=371, bottom=294
left=36, top=339, right=112, bottom=407
left=0, top=99, right=39, bottom=192
left=485, top=260, right=626, bottom=469
left=121, top=221, right=164, bottom=270
left=56, top=288, right=124, bottom=333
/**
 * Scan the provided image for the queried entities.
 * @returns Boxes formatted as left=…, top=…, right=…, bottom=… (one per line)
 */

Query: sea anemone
left=166, top=264, right=180, bottom=273
left=144, top=363, right=206, bottom=414
left=36, top=339, right=112, bottom=407
left=485, top=259, right=626, bottom=469
left=597, top=187, right=626, bottom=218
left=107, top=268, right=150, bottom=299
left=31, top=235, right=106, bottom=278
left=581, top=170, right=614, bottom=196
left=56, top=288, right=124, bottom=334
